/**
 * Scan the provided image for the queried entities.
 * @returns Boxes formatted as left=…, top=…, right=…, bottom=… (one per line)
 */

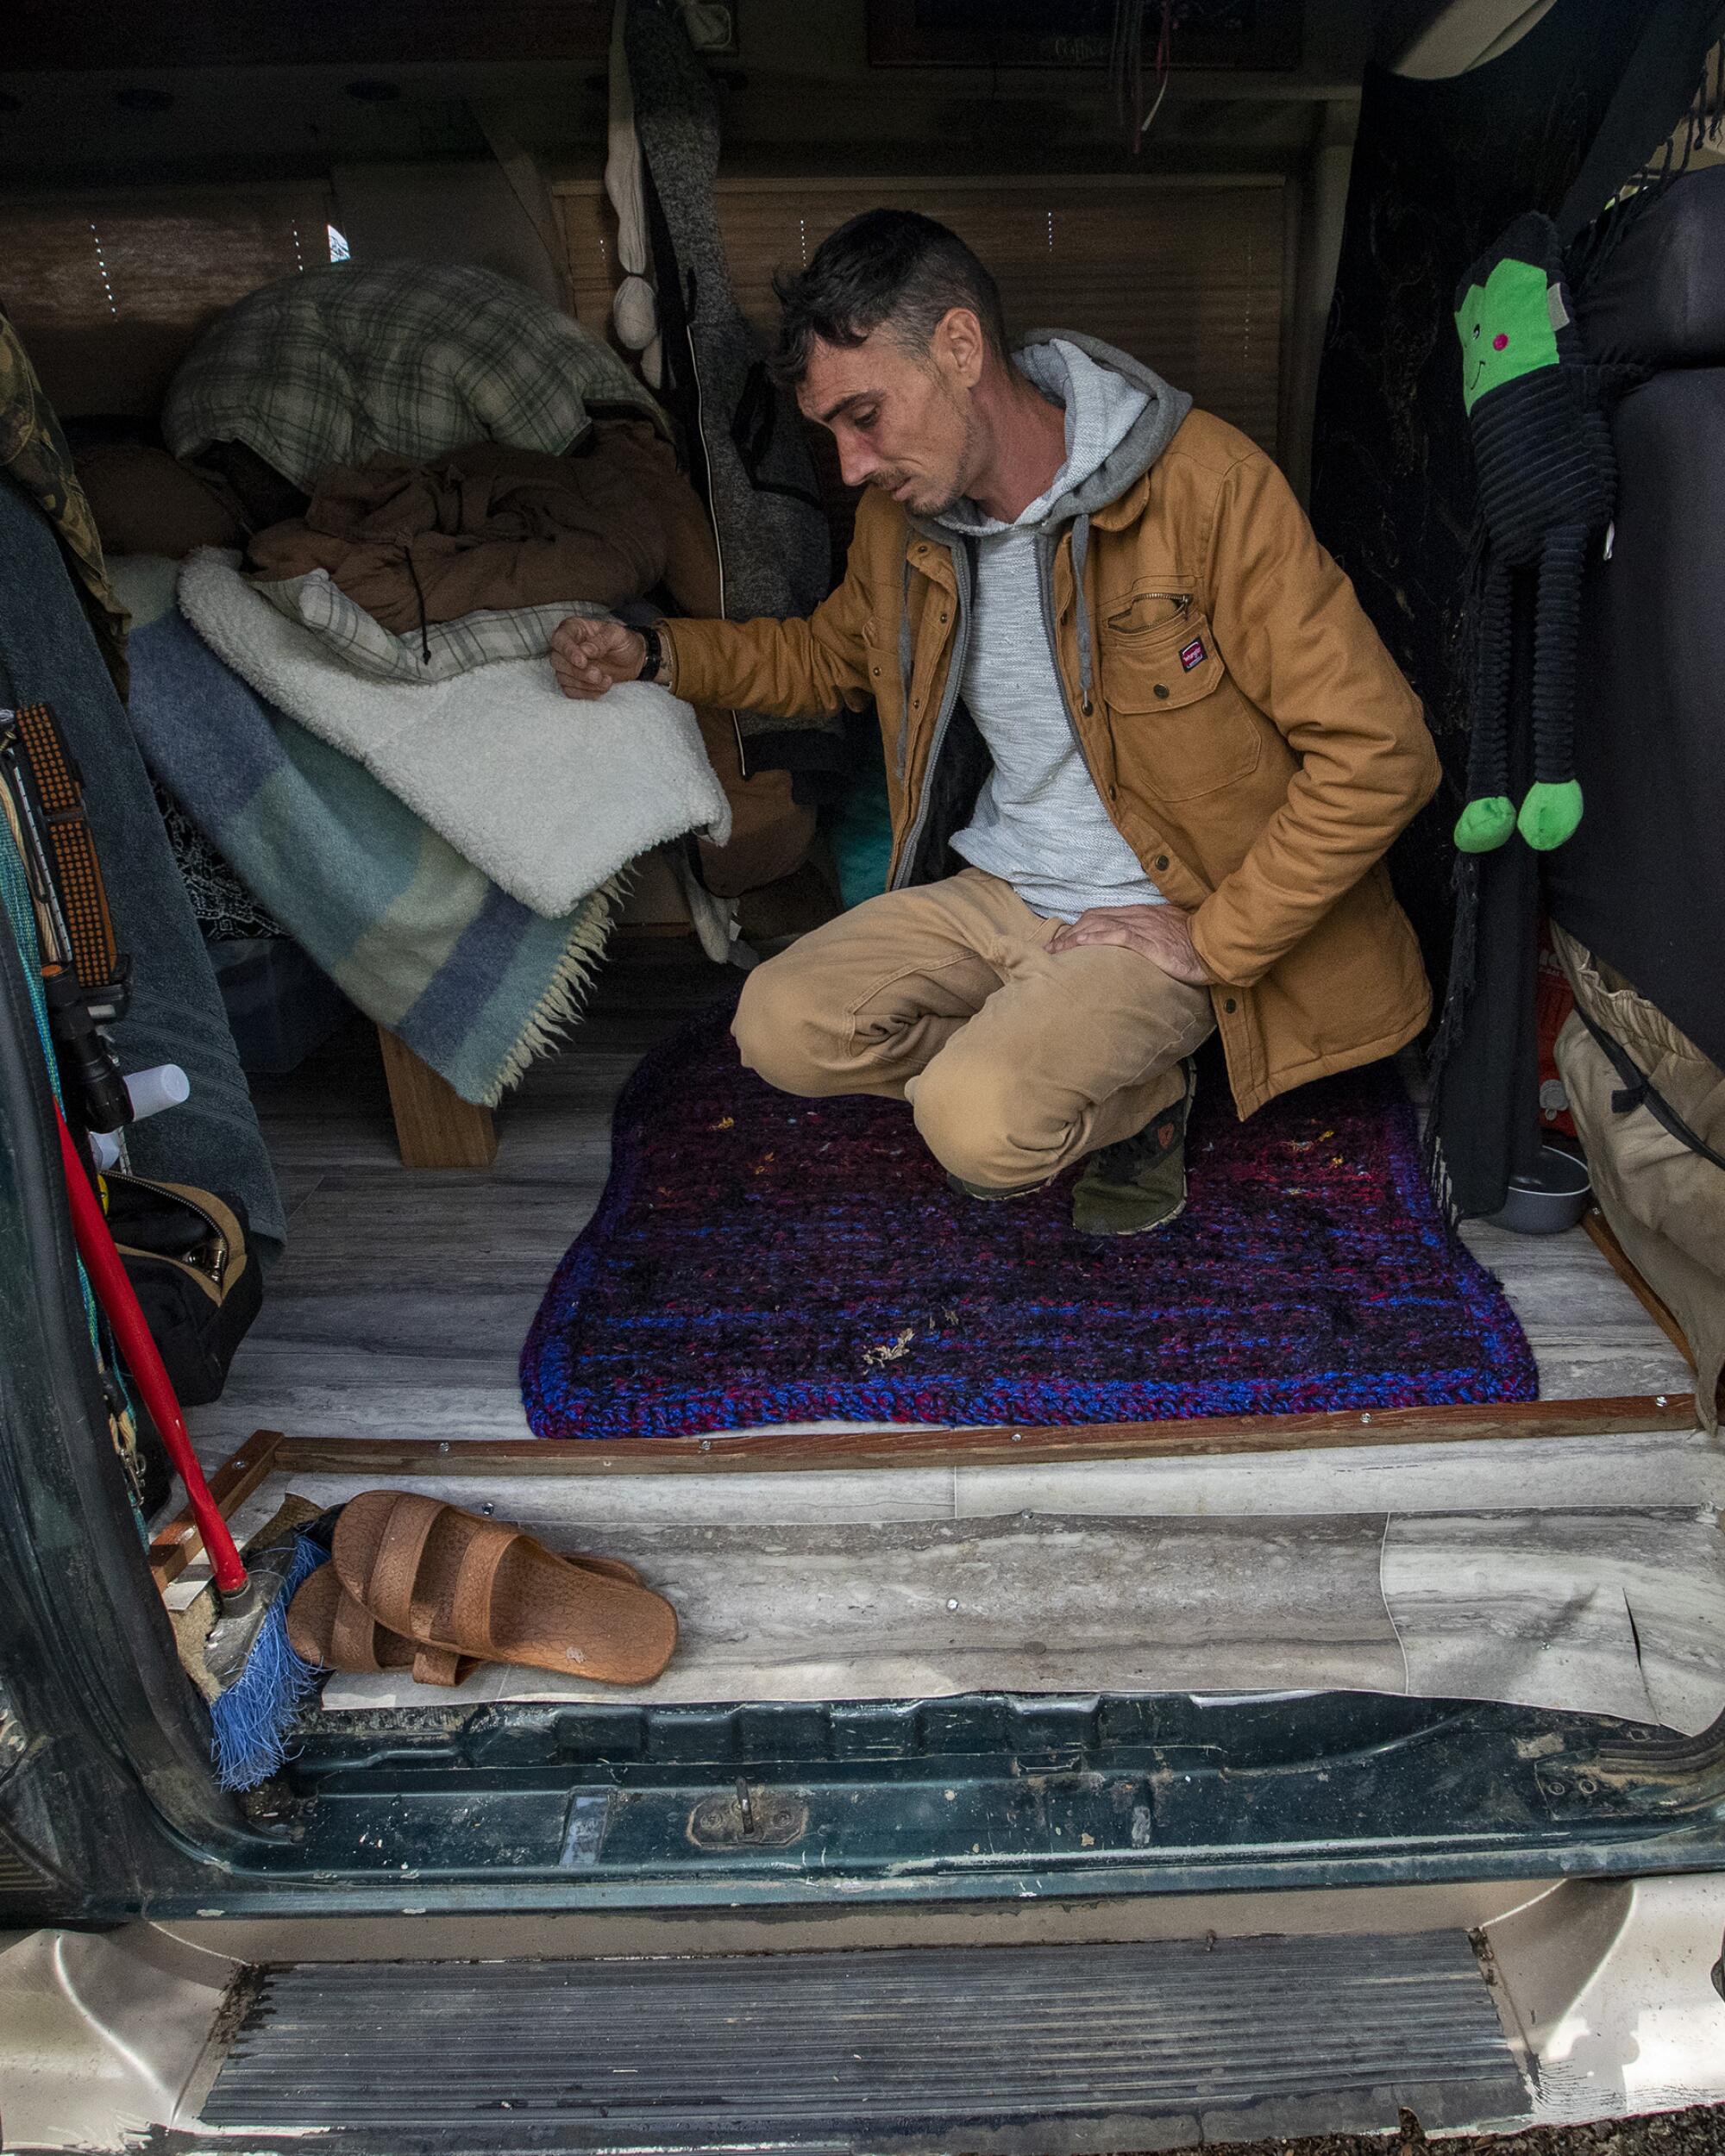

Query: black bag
left=102, top=1171, right=260, bottom=1406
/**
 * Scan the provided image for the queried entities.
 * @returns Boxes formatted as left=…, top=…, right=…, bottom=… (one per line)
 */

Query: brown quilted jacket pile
left=248, top=419, right=719, bottom=631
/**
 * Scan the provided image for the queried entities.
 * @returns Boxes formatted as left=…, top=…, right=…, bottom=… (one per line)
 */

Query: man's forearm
left=659, top=611, right=867, bottom=720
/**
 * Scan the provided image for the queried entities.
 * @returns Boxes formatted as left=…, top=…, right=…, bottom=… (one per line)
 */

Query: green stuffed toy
left=1452, top=210, right=1616, bottom=853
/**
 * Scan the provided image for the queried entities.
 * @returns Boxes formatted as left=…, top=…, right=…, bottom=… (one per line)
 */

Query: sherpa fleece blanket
left=179, top=549, right=731, bottom=919
left=117, top=556, right=618, bottom=1108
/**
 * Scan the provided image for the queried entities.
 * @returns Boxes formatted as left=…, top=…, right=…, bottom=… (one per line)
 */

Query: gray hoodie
left=926, top=331, right=1192, bottom=922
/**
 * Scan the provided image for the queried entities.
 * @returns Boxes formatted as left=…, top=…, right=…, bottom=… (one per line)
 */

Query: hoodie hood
left=926, top=329, right=1192, bottom=541
left=911, top=332, right=1193, bottom=724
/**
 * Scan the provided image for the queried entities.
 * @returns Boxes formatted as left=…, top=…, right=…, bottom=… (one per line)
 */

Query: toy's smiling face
left=1456, top=255, right=1561, bottom=414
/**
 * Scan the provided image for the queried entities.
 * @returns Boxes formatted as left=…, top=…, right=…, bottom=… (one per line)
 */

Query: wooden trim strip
left=1583, top=1209, right=1698, bottom=1376
left=550, top=172, right=1286, bottom=200
left=271, top=1396, right=1698, bottom=1480
left=148, top=1428, right=284, bottom=1591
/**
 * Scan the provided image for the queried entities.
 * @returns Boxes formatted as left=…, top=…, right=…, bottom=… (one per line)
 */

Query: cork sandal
left=287, top=1562, right=477, bottom=1688
left=286, top=1547, right=648, bottom=1689
left=332, top=1490, right=677, bottom=1686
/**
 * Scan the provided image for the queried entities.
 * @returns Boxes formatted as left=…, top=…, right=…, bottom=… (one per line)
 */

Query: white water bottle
left=123, top=1064, right=190, bottom=1122
left=86, top=1064, right=191, bottom=1171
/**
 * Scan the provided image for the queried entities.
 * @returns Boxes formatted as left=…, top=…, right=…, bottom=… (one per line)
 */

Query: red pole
left=54, top=1102, right=248, bottom=1596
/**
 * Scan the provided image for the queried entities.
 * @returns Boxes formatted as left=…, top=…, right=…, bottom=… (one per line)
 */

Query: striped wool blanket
left=179, top=548, right=727, bottom=921
left=117, top=558, right=618, bottom=1107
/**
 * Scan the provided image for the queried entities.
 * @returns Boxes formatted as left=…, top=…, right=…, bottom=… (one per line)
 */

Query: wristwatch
left=636, top=622, right=664, bottom=683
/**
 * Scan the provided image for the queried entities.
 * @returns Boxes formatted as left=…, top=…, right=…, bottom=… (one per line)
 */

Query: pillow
left=74, top=442, right=244, bottom=559
left=1577, top=166, right=1725, bottom=373
left=251, top=568, right=606, bottom=684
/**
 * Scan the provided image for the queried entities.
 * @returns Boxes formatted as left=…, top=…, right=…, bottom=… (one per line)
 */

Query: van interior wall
left=0, top=0, right=1374, bottom=492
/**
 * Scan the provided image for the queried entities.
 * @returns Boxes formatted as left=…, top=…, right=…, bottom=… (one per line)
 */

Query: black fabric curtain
left=1312, top=0, right=1652, bottom=974
left=1309, top=0, right=1718, bottom=1215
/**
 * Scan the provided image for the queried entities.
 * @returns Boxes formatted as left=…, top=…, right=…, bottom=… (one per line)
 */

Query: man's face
left=796, top=317, right=981, bottom=517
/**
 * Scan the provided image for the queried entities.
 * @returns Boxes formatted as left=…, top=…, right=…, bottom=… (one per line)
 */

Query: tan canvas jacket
left=663, top=404, right=1442, bottom=1118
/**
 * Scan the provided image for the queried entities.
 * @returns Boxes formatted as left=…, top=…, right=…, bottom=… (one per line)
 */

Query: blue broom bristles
left=209, top=1533, right=329, bottom=1791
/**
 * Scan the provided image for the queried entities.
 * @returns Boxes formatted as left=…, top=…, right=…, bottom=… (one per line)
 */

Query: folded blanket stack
left=118, top=263, right=804, bottom=1112
left=180, top=551, right=729, bottom=924
left=118, top=558, right=625, bottom=1109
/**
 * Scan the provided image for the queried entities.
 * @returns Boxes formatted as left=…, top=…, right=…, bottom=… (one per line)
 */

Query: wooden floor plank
left=273, top=1395, right=1699, bottom=1479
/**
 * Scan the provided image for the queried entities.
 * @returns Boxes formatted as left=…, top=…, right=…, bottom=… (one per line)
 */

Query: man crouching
left=554, top=210, right=1440, bottom=1236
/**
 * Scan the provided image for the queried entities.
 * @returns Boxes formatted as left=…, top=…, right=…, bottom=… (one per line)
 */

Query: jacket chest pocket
left=1098, top=605, right=1262, bottom=803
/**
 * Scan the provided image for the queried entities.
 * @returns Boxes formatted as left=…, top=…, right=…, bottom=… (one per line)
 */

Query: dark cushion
left=1545, top=367, right=1725, bottom=1068
left=1578, top=165, right=1725, bottom=371
left=73, top=442, right=243, bottom=559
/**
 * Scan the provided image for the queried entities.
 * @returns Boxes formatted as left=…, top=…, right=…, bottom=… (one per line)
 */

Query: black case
left=101, top=1172, right=261, bottom=1407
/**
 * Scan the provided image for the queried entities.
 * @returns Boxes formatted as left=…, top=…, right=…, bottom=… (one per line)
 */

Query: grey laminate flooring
left=221, top=1457, right=1725, bottom=1731
left=183, top=947, right=1721, bottom=1731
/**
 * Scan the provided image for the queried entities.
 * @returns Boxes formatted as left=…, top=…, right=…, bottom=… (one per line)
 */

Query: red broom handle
left=54, top=1102, right=248, bottom=1595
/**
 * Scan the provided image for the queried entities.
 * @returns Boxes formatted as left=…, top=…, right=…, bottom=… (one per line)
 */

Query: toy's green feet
left=1453, top=795, right=1516, bottom=852
left=1449, top=798, right=1518, bottom=854
left=1517, top=778, right=1584, bottom=850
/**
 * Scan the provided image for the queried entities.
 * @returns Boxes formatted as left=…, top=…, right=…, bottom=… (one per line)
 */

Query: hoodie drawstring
left=401, top=542, right=432, bottom=665
left=1070, top=511, right=1096, bottom=717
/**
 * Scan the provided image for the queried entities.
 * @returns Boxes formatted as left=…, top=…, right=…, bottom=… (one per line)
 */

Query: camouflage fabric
left=0, top=310, right=129, bottom=690
left=0, top=310, right=128, bottom=693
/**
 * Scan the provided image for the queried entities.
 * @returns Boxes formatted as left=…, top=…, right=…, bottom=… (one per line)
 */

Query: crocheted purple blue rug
left=520, top=1010, right=1538, bottom=1440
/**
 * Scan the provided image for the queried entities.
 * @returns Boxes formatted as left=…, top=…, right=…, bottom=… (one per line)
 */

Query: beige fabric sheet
left=1554, top=924, right=1725, bottom=1432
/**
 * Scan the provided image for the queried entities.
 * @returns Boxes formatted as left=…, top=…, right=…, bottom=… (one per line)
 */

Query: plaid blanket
left=162, top=262, right=667, bottom=493
left=116, top=560, right=618, bottom=1108
left=254, top=567, right=603, bottom=683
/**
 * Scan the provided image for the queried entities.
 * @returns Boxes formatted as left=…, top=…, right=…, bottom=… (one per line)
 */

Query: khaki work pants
left=732, top=868, right=1217, bottom=1191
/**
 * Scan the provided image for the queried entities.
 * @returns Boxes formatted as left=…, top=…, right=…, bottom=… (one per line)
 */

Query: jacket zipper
left=1105, top=591, right=1191, bottom=635
left=889, top=536, right=974, bottom=891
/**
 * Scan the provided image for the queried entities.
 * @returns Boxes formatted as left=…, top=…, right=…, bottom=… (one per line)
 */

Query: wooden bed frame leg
left=376, top=1025, right=498, bottom=1170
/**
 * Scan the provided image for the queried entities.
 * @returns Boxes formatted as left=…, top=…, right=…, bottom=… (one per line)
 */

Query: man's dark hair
left=771, top=209, right=1010, bottom=386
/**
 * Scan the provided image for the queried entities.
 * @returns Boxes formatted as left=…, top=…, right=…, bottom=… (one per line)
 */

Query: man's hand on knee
left=1048, top=902, right=1214, bottom=987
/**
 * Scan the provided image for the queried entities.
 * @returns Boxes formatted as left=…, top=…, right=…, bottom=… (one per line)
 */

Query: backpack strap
left=1570, top=1000, right=1725, bottom=1173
